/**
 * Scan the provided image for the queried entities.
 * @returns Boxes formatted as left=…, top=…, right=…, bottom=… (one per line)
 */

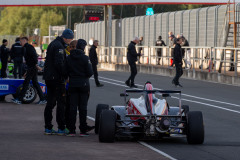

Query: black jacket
left=181, top=39, right=189, bottom=57
left=66, top=49, right=93, bottom=89
left=127, top=41, right=140, bottom=63
left=156, top=39, right=166, bottom=52
left=173, top=43, right=182, bottom=64
left=11, top=42, right=23, bottom=62
left=0, top=45, right=10, bottom=63
left=23, top=43, right=38, bottom=69
left=43, top=36, right=67, bottom=81
left=89, top=45, right=98, bottom=66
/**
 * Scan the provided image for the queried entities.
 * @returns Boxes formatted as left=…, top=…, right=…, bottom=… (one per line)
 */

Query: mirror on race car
left=120, top=93, right=129, bottom=97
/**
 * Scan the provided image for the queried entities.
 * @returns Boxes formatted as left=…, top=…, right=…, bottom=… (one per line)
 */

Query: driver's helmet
left=144, top=81, right=153, bottom=90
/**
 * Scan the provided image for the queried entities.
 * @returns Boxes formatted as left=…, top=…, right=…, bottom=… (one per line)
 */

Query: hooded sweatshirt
left=66, top=49, right=93, bottom=89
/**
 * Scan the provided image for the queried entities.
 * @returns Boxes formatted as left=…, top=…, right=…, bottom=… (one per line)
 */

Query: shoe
left=178, top=84, right=183, bottom=87
left=66, top=133, right=76, bottom=137
left=36, top=100, right=47, bottom=105
left=130, top=84, right=138, bottom=88
left=12, top=98, right=22, bottom=105
left=79, top=133, right=89, bottom=137
left=57, top=128, right=69, bottom=136
left=86, top=125, right=95, bottom=132
left=125, top=81, right=130, bottom=86
left=44, top=128, right=57, bottom=135
left=96, top=84, right=104, bottom=87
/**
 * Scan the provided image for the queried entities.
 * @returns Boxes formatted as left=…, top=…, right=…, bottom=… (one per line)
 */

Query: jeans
left=172, top=63, right=183, bottom=85
left=92, top=64, right=100, bottom=85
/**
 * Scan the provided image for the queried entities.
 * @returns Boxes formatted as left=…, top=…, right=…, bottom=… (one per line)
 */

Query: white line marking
left=138, top=141, right=177, bottom=160
left=86, top=116, right=176, bottom=160
left=93, top=78, right=240, bottom=114
left=99, top=76, right=240, bottom=107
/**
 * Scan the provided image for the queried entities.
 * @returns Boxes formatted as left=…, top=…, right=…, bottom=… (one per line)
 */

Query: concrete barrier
left=99, top=63, right=240, bottom=86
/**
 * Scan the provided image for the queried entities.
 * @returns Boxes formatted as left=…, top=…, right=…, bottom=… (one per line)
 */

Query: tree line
left=0, top=4, right=209, bottom=36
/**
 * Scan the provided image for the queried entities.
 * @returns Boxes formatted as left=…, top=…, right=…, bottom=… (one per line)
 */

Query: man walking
left=12, top=37, right=46, bottom=104
left=172, top=37, right=183, bottom=87
left=43, top=29, right=74, bottom=135
left=0, top=39, right=10, bottom=78
left=155, top=36, right=166, bottom=65
left=11, top=37, right=24, bottom=79
left=125, top=37, right=141, bottom=88
left=89, top=40, right=103, bottom=87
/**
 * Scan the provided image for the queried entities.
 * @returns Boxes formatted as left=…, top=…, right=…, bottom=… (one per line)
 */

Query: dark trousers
left=1, top=61, right=7, bottom=78
left=68, top=87, right=89, bottom=133
left=18, top=67, right=44, bottom=101
left=65, top=91, right=70, bottom=129
left=13, top=61, right=23, bottom=79
left=157, top=51, right=162, bottom=64
left=172, top=63, right=183, bottom=85
left=92, top=64, right=100, bottom=85
left=127, top=62, right=137, bottom=85
left=44, top=80, right=66, bottom=130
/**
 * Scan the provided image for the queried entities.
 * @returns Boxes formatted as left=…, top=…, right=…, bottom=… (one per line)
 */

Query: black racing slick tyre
left=15, top=84, right=37, bottom=104
left=187, top=111, right=204, bottom=144
left=95, top=104, right=109, bottom=134
left=99, top=110, right=116, bottom=143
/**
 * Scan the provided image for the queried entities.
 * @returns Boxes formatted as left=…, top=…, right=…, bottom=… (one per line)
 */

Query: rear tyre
left=16, top=84, right=37, bottom=104
left=99, top=110, right=116, bottom=143
left=187, top=111, right=204, bottom=144
left=95, top=104, right=109, bottom=134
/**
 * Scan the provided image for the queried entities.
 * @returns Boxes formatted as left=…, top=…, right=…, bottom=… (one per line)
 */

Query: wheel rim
left=23, top=87, right=35, bottom=101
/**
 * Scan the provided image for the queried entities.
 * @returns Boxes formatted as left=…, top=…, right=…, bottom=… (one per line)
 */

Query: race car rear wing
left=125, top=89, right=181, bottom=94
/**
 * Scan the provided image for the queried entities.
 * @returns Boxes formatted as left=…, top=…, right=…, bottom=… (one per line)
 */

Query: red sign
left=89, top=17, right=100, bottom=21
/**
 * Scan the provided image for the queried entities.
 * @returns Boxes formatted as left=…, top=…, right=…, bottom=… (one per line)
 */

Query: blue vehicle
left=0, top=78, right=47, bottom=104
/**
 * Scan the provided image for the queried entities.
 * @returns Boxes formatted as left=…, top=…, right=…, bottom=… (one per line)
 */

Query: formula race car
left=0, top=78, right=47, bottom=104
left=95, top=81, right=204, bottom=144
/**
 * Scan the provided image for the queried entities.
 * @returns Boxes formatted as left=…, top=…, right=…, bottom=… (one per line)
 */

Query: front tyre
left=99, top=110, right=116, bottom=143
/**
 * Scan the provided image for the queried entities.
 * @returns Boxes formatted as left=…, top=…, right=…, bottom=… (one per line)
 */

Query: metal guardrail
left=94, top=46, right=240, bottom=77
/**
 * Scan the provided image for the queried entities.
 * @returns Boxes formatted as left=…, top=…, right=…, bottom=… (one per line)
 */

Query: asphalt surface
left=1, top=69, right=240, bottom=160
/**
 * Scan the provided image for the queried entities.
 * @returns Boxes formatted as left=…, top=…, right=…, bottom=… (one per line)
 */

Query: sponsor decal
left=40, top=86, right=46, bottom=93
left=0, top=85, right=9, bottom=90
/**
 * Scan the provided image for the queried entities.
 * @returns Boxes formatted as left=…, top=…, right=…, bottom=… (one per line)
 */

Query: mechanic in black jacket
left=155, top=36, right=166, bottom=65
left=65, top=39, right=94, bottom=136
left=11, top=37, right=24, bottom=79
left=89, top=40, right=103, bottom=87
left=172, top=37, right=183, bottom=87
left=12, top=37, right=46, bottom=104
left=125, top=37, right=141, bottom=88
left=43, top=29, right=74, bottom=135
left=0, top=39, right=10, bottom=78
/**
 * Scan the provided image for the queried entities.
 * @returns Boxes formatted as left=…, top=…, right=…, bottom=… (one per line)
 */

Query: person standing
left=125, top=37, right=141, bottom=88
left=155, top=36, right=166, bottom=65
left=11, top=37, right=24, bottom=79
left=12, top=37, right=46, bottom=104
left=137, top=36, right=143, bottom=64
left=65, top=39, right=94, bottom=137
left=168, top=32, right=177, bottom=67
left=89, top=40, right=103, bottom=87
left=172, top=37, right=183, bottom=87
left=0, top=39, right=10, bottom=78
left=43, top=29, right=74, bottom=135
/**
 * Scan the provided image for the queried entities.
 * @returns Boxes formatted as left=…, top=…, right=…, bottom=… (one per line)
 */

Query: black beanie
left=2, top=39, right=7, bottom=44
left=76, top=39, right=87, bottom=50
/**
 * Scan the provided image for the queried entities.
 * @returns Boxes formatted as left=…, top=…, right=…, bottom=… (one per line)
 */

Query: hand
left=23, top=73, right=27, bottom=78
